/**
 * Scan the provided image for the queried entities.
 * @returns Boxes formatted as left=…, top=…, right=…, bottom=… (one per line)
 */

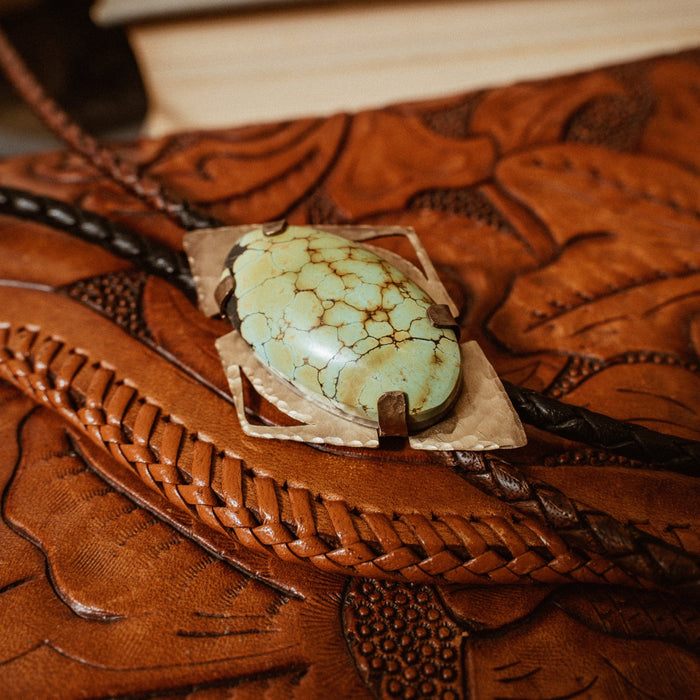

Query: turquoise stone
left=223, top=225, right=461, bottom=430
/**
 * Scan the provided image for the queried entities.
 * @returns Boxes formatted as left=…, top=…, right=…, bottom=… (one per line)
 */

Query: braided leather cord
left=3, top=322, right=696, bottom=588
left=442, top=450, right=700, bottom=589
left=0, top=27, right=218, bottom=232
left=0, top=186, right=197, bottom=301
left=504, top=382, right=700, bottom=476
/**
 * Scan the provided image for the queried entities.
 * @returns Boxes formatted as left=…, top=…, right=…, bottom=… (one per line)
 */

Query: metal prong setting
left=214, top=272, right=235, bottom=314
left=427, top=303, right=460, bottom=340
left=262, top=219, right=288, bottom=237
left=377, top=391, right=409, bottom=437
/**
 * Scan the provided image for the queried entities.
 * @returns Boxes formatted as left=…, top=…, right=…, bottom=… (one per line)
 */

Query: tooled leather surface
left=0, top=51, right=699, bottom=697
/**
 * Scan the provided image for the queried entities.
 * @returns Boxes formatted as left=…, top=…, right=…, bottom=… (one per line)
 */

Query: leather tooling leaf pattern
left=0, top=51, right=699, bottom=697
left=492, top=146, right=700, bottom=360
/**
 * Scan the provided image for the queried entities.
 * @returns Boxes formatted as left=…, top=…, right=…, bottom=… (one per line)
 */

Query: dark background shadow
left=0, top=0, right=146, bottom=154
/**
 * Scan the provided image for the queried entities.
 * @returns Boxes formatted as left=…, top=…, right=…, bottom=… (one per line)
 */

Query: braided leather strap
left=0, top=322, right=654, bottom=587
left=443, top=450, right=700, bottom=589
left=504, top=382, right=700, bottom=476
left=0, top=28, right=219, bottom=232
left=0, top=186, right=197, bottom=301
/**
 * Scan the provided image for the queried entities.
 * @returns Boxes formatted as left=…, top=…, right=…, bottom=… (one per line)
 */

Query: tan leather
left=0, top=51, right=698, bottom=697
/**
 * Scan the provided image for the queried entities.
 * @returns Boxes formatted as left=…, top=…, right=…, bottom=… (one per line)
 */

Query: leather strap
left=504, top=382, right=700, bottom=475
left=0, top=185, right=197, bottom=299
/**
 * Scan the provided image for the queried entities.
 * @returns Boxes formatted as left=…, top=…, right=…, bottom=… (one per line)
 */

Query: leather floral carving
left=0, top=50, right=699, bottom=697
left=2, top=388, right=698, bottom=697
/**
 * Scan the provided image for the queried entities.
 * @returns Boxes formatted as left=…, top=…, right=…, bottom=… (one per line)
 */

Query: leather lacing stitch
left=0, top=322, right=683, bottom=588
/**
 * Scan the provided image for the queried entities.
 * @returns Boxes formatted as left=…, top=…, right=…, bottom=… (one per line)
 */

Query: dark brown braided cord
left=442, top=450, right=700, bottom=589
left=0, top=186, right=197, bottom=301
left=0, top=26, right=218, bottom=231
left=504, top=382, right=700, bottom=476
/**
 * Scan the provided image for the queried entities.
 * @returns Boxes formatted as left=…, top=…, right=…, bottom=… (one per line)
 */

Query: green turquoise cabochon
left=222, top=226, right=462, bottom=430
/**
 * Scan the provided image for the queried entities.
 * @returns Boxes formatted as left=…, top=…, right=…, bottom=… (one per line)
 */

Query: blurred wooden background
left=2, top=0, right=700, bottom=151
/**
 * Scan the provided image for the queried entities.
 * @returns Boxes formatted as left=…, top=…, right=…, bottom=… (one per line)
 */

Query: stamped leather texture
left=0, top=51, right=699, bottom=698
